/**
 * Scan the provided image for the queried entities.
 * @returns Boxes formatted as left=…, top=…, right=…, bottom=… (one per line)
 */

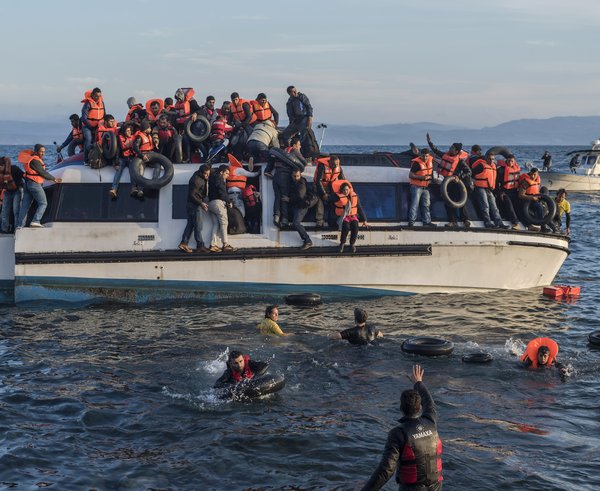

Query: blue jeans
left=474, top=187, right=502, bottom=225
left=408, top=185, right=431, bottom=224
left=83, top=126, right=94, bottom=161
left=292, top=195, right=322, bottom=243
left=18, top=180, right=47, bottom=226
left=1, top=188, right=23, bottom=232
left=181, top=203, right=205, bottom=246
left=111, top=158, right=131, bottom=191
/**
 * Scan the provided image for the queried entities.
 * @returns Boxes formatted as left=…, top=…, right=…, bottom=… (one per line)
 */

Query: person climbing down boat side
left=56, top=114, right=83, bottom=156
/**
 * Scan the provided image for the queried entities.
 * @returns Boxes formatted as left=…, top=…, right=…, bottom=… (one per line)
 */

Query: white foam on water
left=197, top=348, right=229, bottom=374
left=505, top=337, right=527, bottom=357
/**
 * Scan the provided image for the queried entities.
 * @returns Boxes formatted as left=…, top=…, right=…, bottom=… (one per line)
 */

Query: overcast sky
left=1, top=0, right=598, bottom=127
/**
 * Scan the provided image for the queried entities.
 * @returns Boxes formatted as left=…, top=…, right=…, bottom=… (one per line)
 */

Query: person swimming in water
left=213, top=350, right=268, bottom=387
left=256, top=305, right=292, bottom=337
left=521, top=337, right=567, bottom=375
left=329, top=307, right=383, bottom=345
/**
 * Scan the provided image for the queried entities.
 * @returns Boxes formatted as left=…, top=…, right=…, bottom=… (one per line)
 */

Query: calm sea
left=1, top=144, right=599, bottom=490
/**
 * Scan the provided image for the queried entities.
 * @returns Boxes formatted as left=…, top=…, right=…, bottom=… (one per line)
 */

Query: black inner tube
left=218, top=374, right=285, bottom=399
left=485, top=146, right=513, bottom=159
left=522, top=194, right=557, bottom=226
left=401, top=337, right=454, bottom=356
left=185, top=116, right=211, bottom=143
left=130, top=152, right=174, bottom=190
left=285, top=293, right=322, bottom=306
left=441, top=178, right=467, bottom=209
left=269, top=148, right=305, bottom=172
left=462, top=352, right=493, bottom=363
left=588, top=331, right=600, bottom=346
left=101, top=132, right=118, bottom=160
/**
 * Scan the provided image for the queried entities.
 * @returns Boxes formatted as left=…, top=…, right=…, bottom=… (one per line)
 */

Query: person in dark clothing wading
left=362, top=364, right=443, bottom=491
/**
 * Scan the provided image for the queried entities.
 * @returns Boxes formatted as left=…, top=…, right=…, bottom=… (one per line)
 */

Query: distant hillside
left=1, top=116, right=599, bottom=146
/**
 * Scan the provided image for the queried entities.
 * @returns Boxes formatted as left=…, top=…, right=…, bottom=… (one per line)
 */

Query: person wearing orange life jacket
left=242, top=183, right=262, bottom=234
left=144, top=99, right=165, bottom=127
left=214, top=350, right=269, bottom=388
left=169, top=88, right=202, bottom=162
left=81, top=87, right=105, bottom=163
left=251, top=93, right=279, bottom=126
left=0, top=157, right=25, bottom=233
left=331, top=180, right=369, bottom=253
left=16, top=144, right=62, bottom=228
left=313, top=155, right=345, bottom=228
left=57, top=114, right=84, bottom=156
left=426, top=133, right=473, bottom=228
left=226, top=154, right=259, bottom=218
left=362, top=364, right=443, bottom=491
left=521, top=337, right=567, bottom=375
left=495, top=153, right=521, bottom=229
left=408, top=149, right=437, bottom=227
left=129, top=121, right=156, bottom=200
left=230, top=92, right=257, bottom=128
left=518, top=167, right=543, bottom=232
left=470, top=153, right=508, bottom=229
left=125, top=97, right=146, bottom=129
left=109, top=123, right=136, bottom=200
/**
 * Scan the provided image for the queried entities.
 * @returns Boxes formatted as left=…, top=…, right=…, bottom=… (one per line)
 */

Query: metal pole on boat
left=317, top=123, right=327, bottom=149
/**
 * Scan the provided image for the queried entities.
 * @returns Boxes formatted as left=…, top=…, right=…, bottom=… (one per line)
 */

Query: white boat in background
left=541, top=139, right=600, bottom=192
left=0, top=152, right=570, bottom=304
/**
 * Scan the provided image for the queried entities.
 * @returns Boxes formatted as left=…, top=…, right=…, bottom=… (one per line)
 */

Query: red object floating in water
left=543, top=285, right=581, bottom=299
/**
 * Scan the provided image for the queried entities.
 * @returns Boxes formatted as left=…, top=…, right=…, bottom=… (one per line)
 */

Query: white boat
left=541, top=139, right=600, bottom=192
left=0, top=153, right=570, bottom=303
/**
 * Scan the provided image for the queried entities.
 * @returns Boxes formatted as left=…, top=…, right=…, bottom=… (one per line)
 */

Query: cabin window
left=51, top=184, right=158, bottom=222
left=172, top=185, right=188, bottom=219
left=352, top=183, right=402, bottom=221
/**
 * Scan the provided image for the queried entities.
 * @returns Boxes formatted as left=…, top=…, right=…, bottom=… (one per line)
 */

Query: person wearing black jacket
left=290, top=169, right=324, bottom=249
left=362, top=365, right=443, bottom=491
left=214, top=350, right=269, bottom=387
left=282, top=85, right=313, bottom=146
left=178, top=164, right=211, bottom=253
left=329, top=307, right=383, bottom=345
left=208, top=164, right=235, bottom=252
left=0, top=156, right=24, bottom=233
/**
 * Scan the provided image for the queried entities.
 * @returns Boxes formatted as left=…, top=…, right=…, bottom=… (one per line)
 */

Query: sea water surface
left=1, top=145, right=599, bottom=490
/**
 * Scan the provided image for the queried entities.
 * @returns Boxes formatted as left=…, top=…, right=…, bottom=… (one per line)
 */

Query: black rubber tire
left=184, top=116, right=211, bottom=143
left=67, top=140, right=79, bottom=156
left=440, top=177, right=468, bottom=209
left=401, top=337, right=454, bottom=357
left=522, top=194, right=557, bottom=225
left=284, top=293, right=322, bottom=306
left=101, top=131, right=118, bottom=160
left=130, top=152, right=174, bottom=190
left=462, top=352, right=493, bottom=363
left=588, top=331, right=600, bottom=346
left=485, top=146, right=513, bottom=159
left=218, top=374, right=285, bottom=399
left=172, top=134, right=183, bottom=163
left=269, top=147, right=305, bottom=172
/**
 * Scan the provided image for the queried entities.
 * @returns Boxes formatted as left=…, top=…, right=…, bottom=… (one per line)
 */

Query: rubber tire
left=284, top=293, right=322, bottom=306
left=219, top=374, right=285, bottom=399
left=184, top=116, right=211, bottom=143
left=588, top=331, right=600, bottom=346
left=522, top=194, right=557, bottom=225
left=130, top=152, right=174, bottom=190
left=441, top=177, right=468, bottom=209
left=269, top=147, right=305, bottom=172
left=485, top=146, right=513, bottom=159
left=101, top=131, right=118, bottom=160
left=172, top=133, right=183, bottom=163
left=462, top=352, right=493, bottom=363
left=401, top=337, right=454, bottom=357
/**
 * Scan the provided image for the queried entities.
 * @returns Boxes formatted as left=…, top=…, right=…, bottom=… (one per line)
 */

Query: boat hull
left=541, top=171, right=600, bottom=192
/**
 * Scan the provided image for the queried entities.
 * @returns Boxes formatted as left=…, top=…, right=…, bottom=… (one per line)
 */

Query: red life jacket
left=81, top=90, right=105, bottom=128
left=334, top=191, right=359, bottom=217
left=471, top=158, right=497, bottom=190
left=438, top=150, right=468, bottom=177
left=251, top=100, right=273, bottom=122
left=398, top=418, right=443, bottom=487
left=71, top=125, right=83, bottom=143
left=0, top=160, right=17, bottom=191
left=145, top=99, right=165, bottom=122
left=242, top=184, right=259, bottom=207
left=519, top=173, right=540, bottom=195
left=497, top=159, right=521, bottom=190
left=173, top=88, right=196, bottom=125
left=125, top=104, right=144, bottom=123
left=119, top=134, right=135, bottom=158
left=313, top=157, right=341, bottom=187
left=157, top=126, right=175, bottom=142
left=19, top=150, right=46, bottom=184
left=521, top=338, right=559, bottom=368
left=134, top=131, right=154, bottom=153
left=96, top=124, right=118, bottom=143
left=231, top=99, right=257, bottom=124
left=230, top=355, right=254, bottom=382
left=211, top=118, right=233, bottom=141
left=409, top=155, right=433, bottom=187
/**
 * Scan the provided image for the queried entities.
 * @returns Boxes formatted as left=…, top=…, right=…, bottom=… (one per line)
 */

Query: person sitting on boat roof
left=518, top=167, right=542, bottom=232
left=144, top=99, right=165, bottom=127
left=208, top=164, right=236, bottom=252
left=125, top=97, right=146, bottom=129
left=226, top=154, right=260, bottom=218
left=466, top=144, right=482, bottom=165
left=290, top=168, right=323, bottom=250
left=129, top=121, right=155, bottom=200
left=329, top=308, right=383, bottom=345
left=257, top=305, right=292, bottom=337
left=313, top=155, right=345, bottom=229
left=56, top=114, right=83, bottom=157
left=109, top=123, right=135, bottom=200
left=0, top=157, right=24, bottom=234
left=495, top=153, right=521, bottom=230
left=230, top=92, right=257, bottom=138
left=331, top=180, right=369, bottom=253
left=281, top=85, right=313, bottom=147
left=208, top=109, right=234, bottom=163
left=569, top=154, right=580, bottom=174
left=214, top=350, right=269, bottom=388
left=521, top=337, right=567, bottom=376
left=16, top=145, right=62, bottom=229
left=470, top=153, right=508, bottom=229
left=553, top=188, right=571, bottom=236
left=246, top=119, right=280, bottom=172
left=426, top=133, right=472, bottom=228
left=542, top=150, right=552, bottom=172
left=408, top=148, right=436, bottom=227
left=169, top=88, right=202, bottom=163
left=155, top=114, right=176, bottom=160
left=178, top=163, right=211, bottom=253
left=252, top=93, right=279, bottom=126
left=81, top=87, right=105, bottom=164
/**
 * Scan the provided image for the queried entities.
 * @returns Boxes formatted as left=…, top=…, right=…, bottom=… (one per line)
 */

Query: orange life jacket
left=230, top=355, right=254, bottom=382
left=96, top=124, right=118, bottom=143
left=226, top=154, right=247, bottom=190
left=471, top=158, right=497, bottom=190
left=519, top=173, right=540, bottom=195
left=145, top=99, right=165, bottom=122
left=334, top=190, right=359, bottom=217
left=119, top=134, right=135, bottom=158
left=497, top=159, right=521, bottom=191
left=211, top=118, right=233, bottom=141
left=438, top=150, right=468, bottom=177
left=81, top=90, right=105, bottom=128
left=251, top=100, right=273, bottom=122
left=125, top=104, right=144, bottom=123
left=173, top=88, right=195, bottom=125
left=71, top=126, right=83, bottom=142
left=0, top=161, right=17, bottom=191
left=231, top=99, right=257, bottom=124
left=313, top=157, right=341, bottom=187
left=20, top=150, right=46, bottom=184
left=521, top=338, right=559, bottom=368
left=409, top=155, right=433, bottom=187
left=134, top=131, right=154, bottom=153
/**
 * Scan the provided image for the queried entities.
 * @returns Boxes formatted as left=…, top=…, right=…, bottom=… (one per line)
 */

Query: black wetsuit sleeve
left=60, top=132, right=74, bottom=148
left=29, top=160, right=56, bottom=181
left=249, top=360, right=268, bottom=376
left=270, top=105, right=279, bottom=125
left=427, top=140, right=444, bottom=159
left=361, top=428, right=404, bottom=491
left=415, top=381, right=436, bottom=423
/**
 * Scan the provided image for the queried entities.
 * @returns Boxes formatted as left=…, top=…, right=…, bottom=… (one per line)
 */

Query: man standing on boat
left=569, top=154, right=580, bottom=174
left=518, top=167, right=542, bottom=232
left=178, top=164, right=211, bottom=253
left=0, top=157, right=24, bottom=233
left=470, top=153, right=508, bottom=229
left=290, top=168, right=323, bottom=250
left=495, top=154, right=521, bottom=230
left=208, top=164, right=236, bottom=252
left=282, top=86, right=313, bottom=146
left=81, top=88, right=105, bottom=164
left=541, top=150, right=552, bottom=172
left=407, top=149, right=436, bottom=227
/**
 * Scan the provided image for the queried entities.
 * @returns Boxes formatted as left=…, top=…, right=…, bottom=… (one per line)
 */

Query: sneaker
left=109, top=189, right=117, bottom=200
left=484, top=222, right=495, bottom=228
left=130, top=189, right=138, bottom=197
left=351, top=245, right=357, bottom=253
left=496, top=223, right=509, bottom=229
left=30, top=222, right=44, bottom=228
left=178, top=243, right=193, bottom=253
left=463, top=220, right=472, bottom=228
left=280, top=219, right=289, bottom=227
left=338, top=244, right=345, bottom=253
left=424, top=222, right=437, bottom=227
left=527, top=225, right=541, bottom=232
left=273, top=216, right=280, bottom=227
left=511, top=222, right=520, bottom=230
left=300, top=241, right=313, bottom=250
left=137, top=191, right=144, bottom=200
left=195, top=246, right=211, bottom=253
left=248, top=156, right=254, bottom=171
left=209, top=245, right=222, bottom=252
left=222, top=244, right=236, bottom=252
left=408, top=222, right=415, bottom=227
left=445, top=221, right=458, bottom=228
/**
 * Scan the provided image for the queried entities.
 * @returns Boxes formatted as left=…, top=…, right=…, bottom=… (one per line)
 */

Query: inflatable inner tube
left=185, top=116, right=211, bottom=143
left=588, top=331, right=600, bottom=346
left=269, top=147, right=305, bottom=172
left=441, top=177, right=468, bottom=209
left=284, top=293, right=322, bottom=306
left=101, top=131, right=118, bottom=160
left=401, top=337, right=454, bottom=357
left=130, top=152, right=174, bottom=190
left=485, top=146, right=513, bottom=159
left=522, top=194, right=556, bottom=226
left=462, top=352, right=493, bottom=363
left=218, top=374, right=285, bottom=399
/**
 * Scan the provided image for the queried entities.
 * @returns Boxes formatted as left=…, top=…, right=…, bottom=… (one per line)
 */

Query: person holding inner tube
left=329, top=307, right=382, bottom=345
left=553, top=189, right=571, bottom=236
left=521, top=337, right=567, bottom=376
left=81, top=87, right=105, bottom=164
left=125, top=96, right=146, bottom=129
left=130, top=121, right=156, bottom=200
left=290, top=168, right=324, bottom=250
left=470, top=153, right=508, bottom=229
left=170, top=88, right=201, bottom=163
left=518, top=167, right=542, bottom=232
left=407, top=148, right=436, bottom=227
left=214, top=350, right=269, bottom=387
left=207, top=164, right=236, bottom=252
left=495, top=154, right=521, bottom=230
left=57, top=114, right=84, bottom=156
left=331, top=180, right=369, bottom=253
left=109, top=123, right=135, bottom=200
left=96, top=114, right=119, bottom=169
left=362, top=364, right=443, bottom=491
left=256, top=305, right=292, bottom=337
left=426, top=134, right=472, bottom=228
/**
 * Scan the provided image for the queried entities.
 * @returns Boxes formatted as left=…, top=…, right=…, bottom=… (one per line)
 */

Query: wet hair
left=34, top=143, right=44, bottom=153
left=69, top=114, right=79, bottom=121
left=164, top=97, right=174, bottom=106
left=199, top=163, right=211, bottom=174
left=256, top=93, right=267, bottom=100
left=340, top=183, right=351, bottom=192
left=104, top=114, right=115, bottom=122
left=354, top=307, right=368, bottom=324
left=287, top=85, right=296, bottom=94
left=265, top=305, right=278, bottom=318
left=557, top=188, right=567, bottom=197
left=538, top=346, right=550, bottom=356
left=291, top=137, right=301, bottom=147
left=91, top=87, right=102, bottom=95
left=229, top=350, right=243, bottom=361
left=218, top=164, right=229, bottom=174
left=205, top=95, right=215, bottom=103
left=401, top=389, right=421, bottom=417
left=540, top=186, right=549, bottom=195
left=230, top=92, right=239, bottom=100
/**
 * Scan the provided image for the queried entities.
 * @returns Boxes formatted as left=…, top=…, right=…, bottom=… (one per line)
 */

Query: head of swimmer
left=537, top=346, right=551, bottom=366
left=400, top=389, right=421, bottom=418
left=265, top=305, right=279, bottom=321
left=228, top=350, right=245, bottom=373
